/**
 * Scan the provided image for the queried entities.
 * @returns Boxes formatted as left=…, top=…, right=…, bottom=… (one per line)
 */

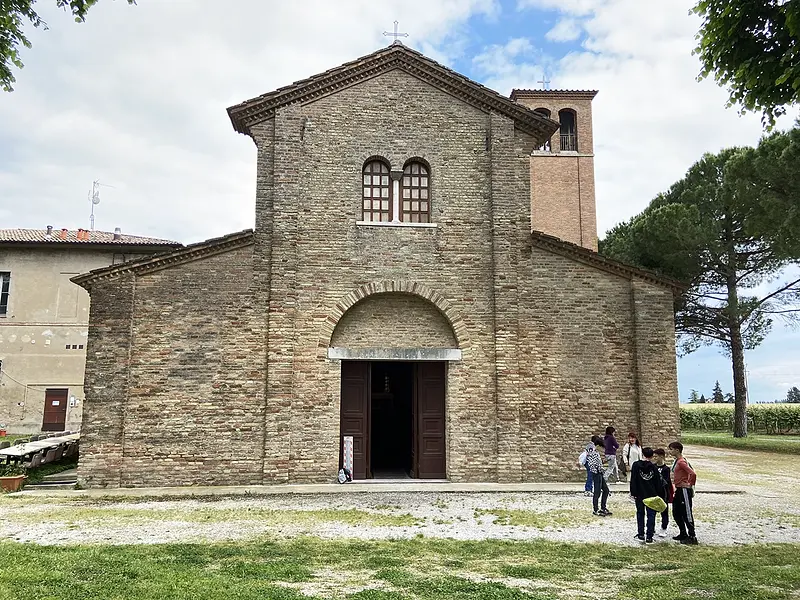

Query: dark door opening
left=340, top=361, right=446, bottom=480
left=370, top=362, right=413, bottom=478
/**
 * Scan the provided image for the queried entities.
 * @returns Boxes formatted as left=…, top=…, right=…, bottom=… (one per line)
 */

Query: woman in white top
left=621, top=432, right=643, bottom=483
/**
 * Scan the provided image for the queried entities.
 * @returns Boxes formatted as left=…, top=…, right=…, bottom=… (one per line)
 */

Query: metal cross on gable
left=537, top=75, right=551, bottom=90
left=383, top=20, right=409, bottom=43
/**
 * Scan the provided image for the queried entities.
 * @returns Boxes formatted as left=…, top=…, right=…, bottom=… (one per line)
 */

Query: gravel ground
left=2, top=446, right=798, bottom=547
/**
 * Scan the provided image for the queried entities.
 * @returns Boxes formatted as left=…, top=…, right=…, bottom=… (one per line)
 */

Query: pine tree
left=698, top=394, right=707, bottom=404
left=688, top=389, right=700, bottom=403
left=712, top=380, right=725, bottom=403
left=787, top=387, right=800, bottom=403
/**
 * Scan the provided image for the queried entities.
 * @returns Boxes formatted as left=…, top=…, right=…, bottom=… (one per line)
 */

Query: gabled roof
left=227, top=42, right=559, bottom=143
left=72, top=229, right=254, bottom=288
left=0, top=228, right=180, bottom=247
left=530, top=230, right=685, bottom=294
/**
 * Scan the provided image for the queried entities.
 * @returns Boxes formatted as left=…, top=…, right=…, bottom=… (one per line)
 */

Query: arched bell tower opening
left=328, top=290, right=461, bottom=480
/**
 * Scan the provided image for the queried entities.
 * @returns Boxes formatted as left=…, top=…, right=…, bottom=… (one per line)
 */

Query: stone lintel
left=327, top=347, right=461, bottom=361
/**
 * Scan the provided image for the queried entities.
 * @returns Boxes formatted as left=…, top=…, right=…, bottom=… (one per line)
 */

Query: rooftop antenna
left=88, top=180, right=114, bottom=231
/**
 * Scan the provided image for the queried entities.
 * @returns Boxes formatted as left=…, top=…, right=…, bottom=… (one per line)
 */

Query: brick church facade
left=74, top=43, right=680, bottom=488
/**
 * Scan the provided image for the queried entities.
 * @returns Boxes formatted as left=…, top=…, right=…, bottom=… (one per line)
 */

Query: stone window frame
left=361, top=158, right=392, bottom=222
left=0, top=271, right=10, bottom=317
left=400, top=159, right=431, bottom=223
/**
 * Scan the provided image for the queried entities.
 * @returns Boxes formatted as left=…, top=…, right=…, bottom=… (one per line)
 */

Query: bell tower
left=511, top=89, right=598, bottom=251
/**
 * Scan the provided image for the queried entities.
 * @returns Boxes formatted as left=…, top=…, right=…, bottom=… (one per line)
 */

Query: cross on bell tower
left=383, top=20, right=409, bottom=44
left=537, top=75, right=551, bottom=90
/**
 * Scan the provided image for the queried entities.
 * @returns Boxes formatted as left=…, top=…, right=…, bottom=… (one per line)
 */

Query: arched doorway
left=329, top=292, right=460, bottom=480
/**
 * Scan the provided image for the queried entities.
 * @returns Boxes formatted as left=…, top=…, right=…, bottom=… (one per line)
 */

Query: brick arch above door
left=320, top=281, right=469, bottom=351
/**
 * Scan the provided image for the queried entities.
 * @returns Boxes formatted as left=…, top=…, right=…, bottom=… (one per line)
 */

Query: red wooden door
left=42, top=388, right=68, bottom=431
left=414, top=363, right=446, bottom=479
left=340, top=362, right=370, bottom=480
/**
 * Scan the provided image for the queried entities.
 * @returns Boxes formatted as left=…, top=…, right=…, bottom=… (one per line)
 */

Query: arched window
left=558, top=109, right=577, bottom=152
left=401, top=162, right=430, bottom=223
left=533, top=108, right=552, bottom=152
left=362, top=160, right=391, bottom=222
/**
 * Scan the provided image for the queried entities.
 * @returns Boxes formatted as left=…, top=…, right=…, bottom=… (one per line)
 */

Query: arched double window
left=559, top=109, right=577, bottom=152
left=362, top=160, right=391, bottom=222
left=401, top=161, right=430, bottom=223
left=533, top=108, right=552, bottom=152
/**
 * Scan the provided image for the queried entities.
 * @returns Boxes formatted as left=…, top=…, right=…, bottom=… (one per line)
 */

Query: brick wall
left=78, top=67, right=678, bottom=487
left=331, top=293, right=457, bottom=348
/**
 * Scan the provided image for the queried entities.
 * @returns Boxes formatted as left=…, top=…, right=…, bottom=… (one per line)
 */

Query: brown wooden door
left=42, top=388, right=68, bottom=431
left=414, top=363, right=446, bottom=479
left=340, top=362, right=370, bottom=480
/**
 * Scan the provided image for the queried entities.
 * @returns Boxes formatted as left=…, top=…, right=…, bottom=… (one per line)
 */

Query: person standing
left=669, top=441, right=698, bottom=545
left=622, top=432, right=643, bottom=484
left=586, top=437, right=612, bottom=516
left=653, top=448, right=674, bottom=537
left=577, top=445, right=593, bottom=496
left=603, top=426, right=621, bottom=483
left=629, top=447, right=664, bottom=543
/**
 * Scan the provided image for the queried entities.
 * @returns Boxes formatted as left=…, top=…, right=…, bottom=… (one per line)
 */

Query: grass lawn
left=683, top=431, right=800, bottom=454
left=1, top=537, right=799, bottom=600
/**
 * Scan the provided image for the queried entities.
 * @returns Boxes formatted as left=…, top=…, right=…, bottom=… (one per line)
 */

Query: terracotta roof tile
left=0, top=228, right=181, bottom=246
left=510, top=89, right=598, bottom=100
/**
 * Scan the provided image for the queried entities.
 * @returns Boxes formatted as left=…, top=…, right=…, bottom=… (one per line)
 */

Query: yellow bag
left=643, top=496, right=668, bottom=513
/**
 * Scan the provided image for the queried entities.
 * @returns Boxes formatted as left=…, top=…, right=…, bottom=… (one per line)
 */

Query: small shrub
left=0, top=464, right=25, bottom=477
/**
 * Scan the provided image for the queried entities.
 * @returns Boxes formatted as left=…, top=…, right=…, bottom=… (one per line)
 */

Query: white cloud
left=517, top=0, right=596, bottom=17
left=0, top=0, right=499, bottom=244
left=545, top=18, right=583, bottom=42
left=491, top=0, right=800, bottom=237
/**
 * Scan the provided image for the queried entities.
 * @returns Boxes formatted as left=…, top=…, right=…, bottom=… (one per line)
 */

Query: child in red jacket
left=669, top=441, right=698, bottom=545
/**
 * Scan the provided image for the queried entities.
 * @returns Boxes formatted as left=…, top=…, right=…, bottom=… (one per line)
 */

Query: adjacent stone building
left=0, top=228, right=179, bottom=434
left=74, top=43, right=681, bottom=488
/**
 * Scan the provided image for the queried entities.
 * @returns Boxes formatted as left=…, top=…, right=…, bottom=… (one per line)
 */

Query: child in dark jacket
left=629, top=447, right=664, bottom=543
left=653, top=448, right=674, bottom=537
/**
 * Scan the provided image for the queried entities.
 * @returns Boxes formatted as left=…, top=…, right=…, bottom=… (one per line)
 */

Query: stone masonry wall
left=517, top=247, right=638, bottom=482
left=260, top=70, right=537, bottom=483
left=631, top=280, right=681, bottom=449
left=77, top=275, right=135, bottom=488
left=331, top=293, right=457, bottom=349
left=120, top=245, right=263, bottom=486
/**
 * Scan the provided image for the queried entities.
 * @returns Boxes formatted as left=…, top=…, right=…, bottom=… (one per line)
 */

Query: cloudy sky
left=1, top=0, right=797, bottom=402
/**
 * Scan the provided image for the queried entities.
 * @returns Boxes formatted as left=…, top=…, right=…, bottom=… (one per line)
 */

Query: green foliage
left=688, top=389, right=700, bottom=403
left=712, top=380, right=725, bottom=403
left=693, top=0, right=800, bottom=128
left=1, top=537, right=800, bottom=600
left=787, top=386, right=800, bottom=403
left=0, top=464, right=25, bottom=477
left=22, top=457, right=76, bottom=484
left=682, top=431, right=800, bottom=454
left=601, top=129, right=800, bottom=436
left=1, top=0, right=136, bottom=92
left=681, top=404, right=800, bottom=434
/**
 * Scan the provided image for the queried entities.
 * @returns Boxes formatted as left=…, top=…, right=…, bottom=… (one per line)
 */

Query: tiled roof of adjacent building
left=227, top=42, right=560, bottom=143
left=0, top=228, right=181, bottom=246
